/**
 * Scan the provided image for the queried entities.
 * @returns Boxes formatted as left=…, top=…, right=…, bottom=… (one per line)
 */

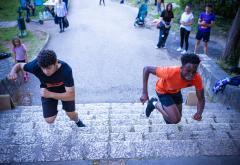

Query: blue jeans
left=57, top=17, right=64, bottom=31
left=157, top=26, right=170, bottom=48
left=157, top=2, right=161, bottom=14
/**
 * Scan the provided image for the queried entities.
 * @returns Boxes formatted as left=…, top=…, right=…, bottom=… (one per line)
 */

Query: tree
left=221, top=1, right=240, bottom=66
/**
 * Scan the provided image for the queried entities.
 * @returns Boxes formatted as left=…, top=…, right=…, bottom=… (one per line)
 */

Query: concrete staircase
left=0, top=102, right=240, bottom=163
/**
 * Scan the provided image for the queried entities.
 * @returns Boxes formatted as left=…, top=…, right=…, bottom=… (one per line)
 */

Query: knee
left=170, top=116, right=181, bottom=124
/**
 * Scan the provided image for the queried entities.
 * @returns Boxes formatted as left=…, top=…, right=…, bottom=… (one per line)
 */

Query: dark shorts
left=17, top=60, right=26, bottom=63
left=156, top=91, right=183, bottom=107
left=196, top=30, right=210, bottom=42
left=41, top=97, right=75, bottom=118
left=156, top=91, right=183, bottom=124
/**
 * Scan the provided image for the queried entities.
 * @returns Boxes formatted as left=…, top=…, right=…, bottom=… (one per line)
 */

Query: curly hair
left=37, top=50, right=57, bottom=68
left=181, top=53, right=201, bottom=66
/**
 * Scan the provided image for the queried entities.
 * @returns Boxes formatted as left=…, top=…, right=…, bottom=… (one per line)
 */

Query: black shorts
left=17, top=60, right=26, bottom=63
left=156, top=91, right=183, bottom=107
left=41, top=97, right=75, bottom=118
left=196, top=30, right=210, bottom=42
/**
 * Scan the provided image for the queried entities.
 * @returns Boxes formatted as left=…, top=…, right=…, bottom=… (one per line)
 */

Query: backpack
left=213, top=75, right=240, bottom=94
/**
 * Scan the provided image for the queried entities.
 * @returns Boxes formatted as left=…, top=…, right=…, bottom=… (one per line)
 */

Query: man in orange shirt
left=140, top=54, right=205, bottom=124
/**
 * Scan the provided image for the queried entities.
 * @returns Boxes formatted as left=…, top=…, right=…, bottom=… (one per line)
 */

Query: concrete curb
left=198, top=54, right=240, bottom=110
left=38, top=29, right=50, bottom=54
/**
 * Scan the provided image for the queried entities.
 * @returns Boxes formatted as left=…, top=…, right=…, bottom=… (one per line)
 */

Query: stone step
left=1, top=115, right=240, bottom=129
left=0, top=102, right=236, bottom=114
left=1, top=139, right=239, bottom=162
left=1, top=103, right=240, bottom=163
left=1, top=104, right=239, bottom=119
left=1, top=121, right=239, bottom=143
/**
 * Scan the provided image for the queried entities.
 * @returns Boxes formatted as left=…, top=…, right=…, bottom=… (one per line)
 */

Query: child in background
left=12, top=37, right=29, bottom=81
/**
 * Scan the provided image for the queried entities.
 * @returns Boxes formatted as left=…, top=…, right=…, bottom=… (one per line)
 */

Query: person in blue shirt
left=194, top=4, right=215, bottom=55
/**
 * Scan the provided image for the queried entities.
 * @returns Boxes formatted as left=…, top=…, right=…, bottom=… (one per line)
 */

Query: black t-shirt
left=161, top=10, right=174, bottom=24
left=23, top=59, right=74, bottom=93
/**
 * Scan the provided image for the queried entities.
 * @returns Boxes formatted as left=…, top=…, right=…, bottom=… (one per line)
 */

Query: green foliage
left=179, top=0, right=238, bottom=19
left=217, top=60, right=238, bottom=76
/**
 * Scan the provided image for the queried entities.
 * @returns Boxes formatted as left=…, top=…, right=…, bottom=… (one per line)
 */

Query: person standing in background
left=177, top=4, right=194, bottom=54
left=154, top=3, right=174, bottom=49
left=54, top=0, right=67, bottom=33
left=11, top=37, right=29, bottom=82
left=194, top=4, right=215, bottom=55
left=156, top=0, right=165, bottom=14
left=99, top=0, right=105, bottom=6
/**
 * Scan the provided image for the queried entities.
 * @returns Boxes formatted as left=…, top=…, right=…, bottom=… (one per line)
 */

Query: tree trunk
left=221, top=4, right=240, bottom=66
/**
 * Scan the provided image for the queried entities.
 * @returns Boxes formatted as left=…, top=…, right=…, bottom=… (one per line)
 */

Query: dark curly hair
left=37, top=50, right=57, bottom=68
left=181, top=53, right=201, bottom=66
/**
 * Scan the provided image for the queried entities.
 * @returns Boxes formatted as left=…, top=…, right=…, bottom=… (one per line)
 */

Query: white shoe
left=155, top=46, right=160, bottom=49
left=163, top=46, right=166, bottom=49
left=177, top=47, right=182, bottom=52
left=181, top=50, right=187, bottom=54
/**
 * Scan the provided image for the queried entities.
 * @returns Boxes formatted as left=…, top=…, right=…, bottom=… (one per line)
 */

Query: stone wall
left=0, top=57, right=22, bottom=103
left=198, top=54, right=240, bottom=110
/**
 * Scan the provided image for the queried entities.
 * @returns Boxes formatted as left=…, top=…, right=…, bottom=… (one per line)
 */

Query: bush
left=179, top=0, right=238, bottom=19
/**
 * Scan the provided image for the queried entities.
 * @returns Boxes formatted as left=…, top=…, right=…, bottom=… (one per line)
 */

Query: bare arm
left=153, top=16, right=163, bottom=24
left=140, top=66, right=157, bottom=104
left=198, top=18, right=203, bottom=25
left=8, top=63, right=26, bottom=80
left=193, top=89, right=205, bottom=120
left=41, top=86, right=75, bottom=101
left=186, top=18, right=194, bottom=26
left=207, top=20, right=215, bottom=27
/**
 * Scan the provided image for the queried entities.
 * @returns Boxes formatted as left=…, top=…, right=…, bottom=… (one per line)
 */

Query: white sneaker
left=177, top=47, right=182, bottom=52
left=181, top=50, right=187, bottom=54
left=163, top=46, right=166, bottom=49
left=155, top=46, right=160, bottom=49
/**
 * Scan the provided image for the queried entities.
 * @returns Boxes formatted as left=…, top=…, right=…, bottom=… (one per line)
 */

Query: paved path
left=0, top=21, right=17, bottom=28
left=19, top=0, right=178, bottom=105
left=12, top=0, right=225, bottom=106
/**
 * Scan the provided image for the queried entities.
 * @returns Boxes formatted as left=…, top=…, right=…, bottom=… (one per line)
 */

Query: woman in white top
left=177, top=5, right=194, bottom=54
left=54, top=0, right=67, bottom=33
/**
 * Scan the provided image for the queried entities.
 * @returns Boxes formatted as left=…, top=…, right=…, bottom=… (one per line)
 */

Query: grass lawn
left=0, top=0, right=19, bottom=21
left=0, top=27, right=48, bottom=60
left=0, top=0, right=46, bottom=21
left=0, top=0, right=48, bottom=59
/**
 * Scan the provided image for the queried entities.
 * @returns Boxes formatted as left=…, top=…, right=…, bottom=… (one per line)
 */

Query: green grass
left=0, top=27, right=18, bottom=52
left=0, top=0, right=46, bottom=21
left=0, top=27, right=47, bottom=59
left=0, top=0, right=19, bottom=21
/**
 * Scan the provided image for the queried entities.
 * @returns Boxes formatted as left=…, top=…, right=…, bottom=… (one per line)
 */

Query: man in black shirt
left=8, top=50, right=85, bottom=127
